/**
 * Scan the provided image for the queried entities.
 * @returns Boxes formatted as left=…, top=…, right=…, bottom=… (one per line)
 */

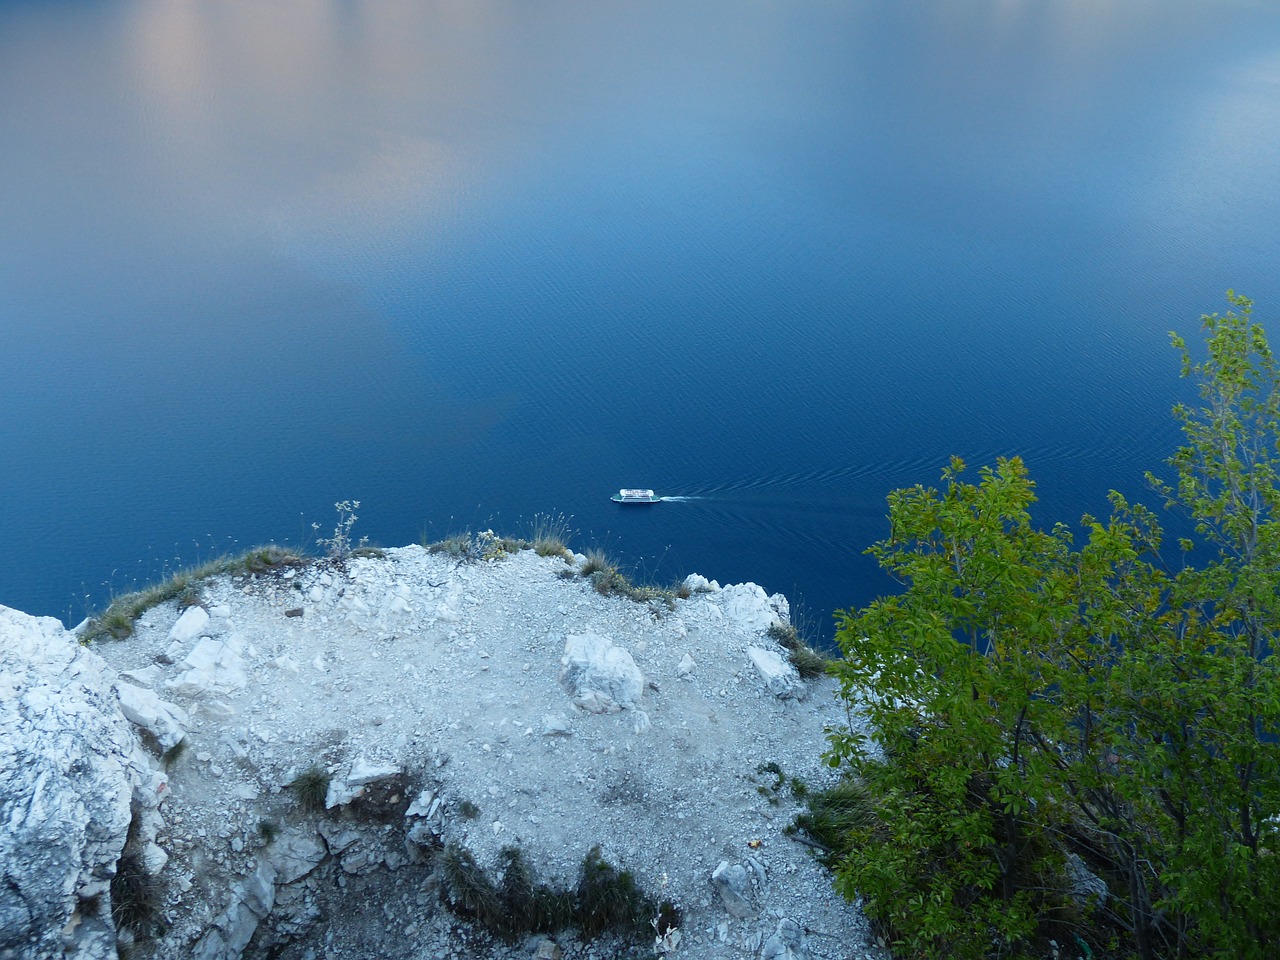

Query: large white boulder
left=747, top=646, right=806, bottom=700
left=325, top=757, right=403, bottom=809
left=115, top=683, right=189, bottom=752
left=719, top=583, right=783, bottom=633
left=166, top=605, right=210, bottom=645
left=165, top=635, right=248, bottom=698
left=0, top=605, right=153, bottom=960
left=559, top=632, right=644, bottom=713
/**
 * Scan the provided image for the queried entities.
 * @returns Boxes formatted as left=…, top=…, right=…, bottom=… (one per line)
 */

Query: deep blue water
left=3, top=1, right=1280, bottom=642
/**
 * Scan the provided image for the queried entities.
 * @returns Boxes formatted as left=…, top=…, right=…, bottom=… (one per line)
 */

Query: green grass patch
left=785, top=777, right=879, bottom=866
left=289, top=765, right=331, bottom=813
left=433, top=843, right=677, bottom=946
left=530, top=512, right=575, bottom=560
left=766, top=621, right=828, bottom=679
left=110, top=850, right=163, bottom=939
left=788, top=644, right=828, bottom=679
left=81, top=546, right=306, bottom=642
left=426, top=533, right=475, bottom=559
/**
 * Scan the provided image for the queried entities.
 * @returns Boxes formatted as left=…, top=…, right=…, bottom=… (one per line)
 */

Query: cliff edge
left=1, top=544, right=882, bottom=960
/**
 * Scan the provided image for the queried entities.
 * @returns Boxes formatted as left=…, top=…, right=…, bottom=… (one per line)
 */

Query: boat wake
left=658, top=496, right=706, bottom=502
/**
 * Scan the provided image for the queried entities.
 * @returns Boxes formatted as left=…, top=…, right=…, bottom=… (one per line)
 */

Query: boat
left=611, top=488, right=662, bottom=504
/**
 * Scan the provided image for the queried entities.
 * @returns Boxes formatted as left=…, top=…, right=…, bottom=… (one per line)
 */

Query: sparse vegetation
left=787, top=644, right=828, bottom=679
left=425, top=529, right=519, bottom=563
left=755, top=761, right=787, bottom=805
left=432, top=842, right=674, bottom=947
left=766, top=621, right=828, bottom=679
left=574, top=845, right=652, bottom=939
left=492, top=847, right=575, bottom=938
left=160, top=739, right=187, bottom=771
left=437, top=843, right=501, bottom=920
left=530, top=512, right=575, bottom=560
left=786, top=778, right=878, bottom=865
left=240, top=545, right=305, bottom=574
left=81, top=545, right=305, bottom=642
left=573, top=549, right=680, bottom=608
left=579, top=548, right=614, bottom=579
left=766, top=622, right=799, bottom=646
left=312, top=499, right=366, bottom=561
left=289, top=765, right=331, bottom=813
left=427, top=532, right=475, bottom=559
left=456, top=799, right=480, bottom=820
left=175, top=584, right=203, bottom=609
left=110, top=850, right=162, bottom=940
left=257, top=819, right=280, bottom=844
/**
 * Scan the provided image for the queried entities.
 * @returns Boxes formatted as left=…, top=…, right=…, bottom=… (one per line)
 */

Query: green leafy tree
left=824, top=294, right=1280, bottom=960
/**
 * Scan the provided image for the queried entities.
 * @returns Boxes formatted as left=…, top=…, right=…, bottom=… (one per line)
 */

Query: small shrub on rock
left=437, top=844, right=501, bottom=921
left=787, top=643, right=827, bottom=679
left=787, top=778, right=878, bottom=867
left=574, top=846, right=651, bottom=940
left=531, top=512, right=575, bottom=560
left=579, top=549, right=614, bottom=579
left=290, top=765, right=330, bottom=813
left=110, top=850, right=162, bottom=939
left=430, top=843, right=668, bottom=947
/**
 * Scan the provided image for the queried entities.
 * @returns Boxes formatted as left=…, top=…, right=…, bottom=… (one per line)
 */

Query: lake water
left=4, top=0, right=1280, bottom=643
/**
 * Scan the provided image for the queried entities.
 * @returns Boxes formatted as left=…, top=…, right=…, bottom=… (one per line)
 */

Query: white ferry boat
left=611, top=488, right=661, bottom=504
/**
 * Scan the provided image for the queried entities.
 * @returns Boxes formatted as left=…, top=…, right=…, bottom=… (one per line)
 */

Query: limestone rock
left=195, top=858, right=277, bottom=959
left=317, top=821, right=363, bottom=856
left=760, top=918, right=808, bottom=959
left=747, top=647, right=806, bottom=700
left=559, top=633, right=643, bottom=713
left=767, top=592, right=790, bottom=624
left=325, top=757, right=401, bottom=808
left=166, top=605, right=210, bottom=644
left=115, top=682, right=189, bottom=752
left=682, top=574, right=720, bottom=593
left=0, top=605, right=152, bottom=960
left=117, top=666, right=162, bottom=689
left=165, top=635, right=248, bottom=698
left=541, top=714, right=573, bottom=736
left=404, top=788, right=436, bottom=818
left=155, top=639, right=186, bottom=665
left=268, top=829, right=327, bottom=884
left=719, top=583, right=782, bottom=633
left=710, top=860, right=756, bottom=919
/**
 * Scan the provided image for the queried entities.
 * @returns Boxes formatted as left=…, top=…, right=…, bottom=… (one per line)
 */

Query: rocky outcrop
left=558, top=632, right=645, bottom=713
left=3, top=546, right=881, bottom=960
left=0, top=607, right=162, bottom=960
left=747, top=646, right=807, bottom=700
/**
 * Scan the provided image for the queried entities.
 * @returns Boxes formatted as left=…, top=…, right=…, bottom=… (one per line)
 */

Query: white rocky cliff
left=0, top=607, right=166, bottom=960
left=0, top=545, right=882, bottom=960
